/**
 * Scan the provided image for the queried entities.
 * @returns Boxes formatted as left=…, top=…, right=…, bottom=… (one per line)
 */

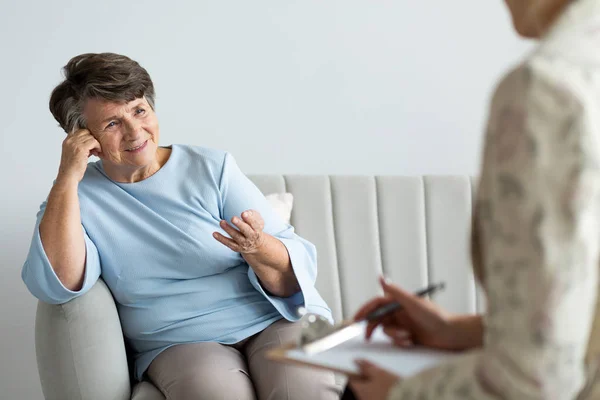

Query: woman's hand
left=354, top=277, right=482, bottom=351
left=213, top=209, right=266, bottom=255
left=349, top=360, right=401, bottom=400
left=57, top=129, right=102, bottom=185
left=213, top=209, right=299, bottom=296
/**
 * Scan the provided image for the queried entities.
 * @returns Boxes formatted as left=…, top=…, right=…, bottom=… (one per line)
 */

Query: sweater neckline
left=98, top=144, right=176, bottom=187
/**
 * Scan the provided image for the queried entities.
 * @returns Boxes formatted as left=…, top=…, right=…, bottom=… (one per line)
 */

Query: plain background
left=0, top=1, right=530, bottom=398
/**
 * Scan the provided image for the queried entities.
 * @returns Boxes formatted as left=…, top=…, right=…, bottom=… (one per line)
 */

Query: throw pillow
left=265, top=193, right=294, bottom=224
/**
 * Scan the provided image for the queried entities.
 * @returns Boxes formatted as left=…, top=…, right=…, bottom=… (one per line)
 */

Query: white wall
left=0, top=1, right=529, bottom=398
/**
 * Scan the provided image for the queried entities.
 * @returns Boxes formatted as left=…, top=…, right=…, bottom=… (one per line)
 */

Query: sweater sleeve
left=387, top=65, right=600, bottom=400
left=218, top=152, right=331, bottom=322
left=21, top=199, right=101, bottom=305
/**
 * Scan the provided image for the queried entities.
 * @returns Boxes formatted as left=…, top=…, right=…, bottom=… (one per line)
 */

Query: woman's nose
left=124, top=120, right=142, bottom=140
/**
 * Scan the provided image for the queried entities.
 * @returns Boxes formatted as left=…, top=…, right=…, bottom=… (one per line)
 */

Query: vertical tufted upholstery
left=248, top=175, right=482, bottom=320
left=35, top=175, right=482, bottom=400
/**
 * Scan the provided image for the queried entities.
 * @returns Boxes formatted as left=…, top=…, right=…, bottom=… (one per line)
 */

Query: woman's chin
left=515, top=24, right=541, bottom=38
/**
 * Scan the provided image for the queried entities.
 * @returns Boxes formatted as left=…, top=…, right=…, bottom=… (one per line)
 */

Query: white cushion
left=266, top=193, right=293, bottom=224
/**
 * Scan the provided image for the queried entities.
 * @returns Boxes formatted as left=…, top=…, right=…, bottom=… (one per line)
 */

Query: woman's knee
left=160, top=369, right=256, bottom=399
left=147, top=342, right=256, bottom=399
left=246, top=321, right=340, bottom=399
left=256, top=367, right=339, bottom=400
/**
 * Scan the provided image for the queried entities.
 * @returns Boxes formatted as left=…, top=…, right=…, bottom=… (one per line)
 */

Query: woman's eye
left=136, top=108, right=146, bottom=115
left=106, top=121, right=117, bottom=129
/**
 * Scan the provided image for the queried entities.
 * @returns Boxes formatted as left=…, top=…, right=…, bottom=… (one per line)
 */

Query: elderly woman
left=346, top=0, right=600, bottom=399
left=22, top=53, right=337, bottom=400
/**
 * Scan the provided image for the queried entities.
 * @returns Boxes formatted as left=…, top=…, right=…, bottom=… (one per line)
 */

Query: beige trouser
left=147, top=319, right=340, bottom=400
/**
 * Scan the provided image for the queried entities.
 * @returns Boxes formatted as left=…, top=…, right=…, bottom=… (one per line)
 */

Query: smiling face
left=84, top=97, right=162, bottom=181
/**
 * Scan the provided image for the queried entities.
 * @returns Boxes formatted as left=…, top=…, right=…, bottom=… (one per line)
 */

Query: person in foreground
left=347, top=0, right=600, bottom=399
left=22, top=52, right=337, bottom=399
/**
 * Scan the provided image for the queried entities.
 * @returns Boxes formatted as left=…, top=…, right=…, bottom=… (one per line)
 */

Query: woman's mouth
left=125, top=140, right=148, bottom=153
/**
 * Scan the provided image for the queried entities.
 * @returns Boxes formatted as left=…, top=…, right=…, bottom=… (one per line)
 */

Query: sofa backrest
left=249, top=175, right=484, bottom=323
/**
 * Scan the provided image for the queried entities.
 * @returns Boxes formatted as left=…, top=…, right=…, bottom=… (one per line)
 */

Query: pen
left=364, top=282, right=446, bottom=321
left=301, top=282, right=447, bottom=354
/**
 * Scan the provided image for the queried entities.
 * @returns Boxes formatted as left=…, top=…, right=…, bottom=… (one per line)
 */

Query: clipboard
left=267, top=323, right=460, bottom=379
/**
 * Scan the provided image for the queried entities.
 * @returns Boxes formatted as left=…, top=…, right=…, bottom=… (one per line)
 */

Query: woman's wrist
left=444, top=314, right=484, bottom=350
left=242, top=234, right=299, bottom=297
left=54, top=173, right=80, bottom=190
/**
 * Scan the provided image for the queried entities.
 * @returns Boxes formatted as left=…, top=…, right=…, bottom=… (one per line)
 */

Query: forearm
left=446, top=314, right=484, bottom=350
left=39, top=178, right=86, bottom=291
left=243, top=234, right=300, bottom=297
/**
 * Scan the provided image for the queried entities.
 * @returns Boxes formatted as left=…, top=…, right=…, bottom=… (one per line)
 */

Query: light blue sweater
left=22, top=145, right=332, bottom=380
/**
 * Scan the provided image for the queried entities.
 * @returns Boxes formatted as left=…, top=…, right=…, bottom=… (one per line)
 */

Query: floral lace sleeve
left=387, top=63, right=600, bottom=400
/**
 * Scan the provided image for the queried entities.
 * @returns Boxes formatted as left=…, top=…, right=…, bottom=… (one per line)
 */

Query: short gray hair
left=49, top=53, right=156, bottom=133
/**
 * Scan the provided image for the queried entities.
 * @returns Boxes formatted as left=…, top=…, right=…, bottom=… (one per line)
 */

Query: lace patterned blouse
left=388, top=1, right=600, bottom=399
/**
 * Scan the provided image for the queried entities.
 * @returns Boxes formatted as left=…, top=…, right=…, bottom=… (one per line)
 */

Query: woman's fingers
left=82, top=136, right=102, bottom=157
left=365, top=320, right=381, bottom=340
left=392, top=338, right=413, bottom=348
left=212, top=232, right=241, bottom=252
left=241, top=209, right=264, bottom=231
left=69, top=128, right=89, bottom=137
left=73, top=130, right=96, bottom=145
left=216, top=215, right=267, bottom=254
left=219, top=220, right=244, bottom=241
left=383, top=326, right=413, bottom=347
left=365, top=315, right=395, bottom=340
left=357, top=277, right=419, bottom=323
left=367, top=316, right=412, bottom=343
left=353, top=297, right=393, bottom=321
left=230, top=216, right=254, bottom=237
left=379, top=277, right=423, bottom=311
left=67, top=129, right=102, bottom=157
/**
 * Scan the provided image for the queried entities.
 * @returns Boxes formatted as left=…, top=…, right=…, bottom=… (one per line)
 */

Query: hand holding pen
left=353, top=277, right=481, bottom=351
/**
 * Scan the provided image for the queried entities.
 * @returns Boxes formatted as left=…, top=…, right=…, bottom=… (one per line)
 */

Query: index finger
left=379, top=277, right=422, bottom=310
left=353, top=296, right=393, bottom=321
left=69, top=127, right=91, bottom=137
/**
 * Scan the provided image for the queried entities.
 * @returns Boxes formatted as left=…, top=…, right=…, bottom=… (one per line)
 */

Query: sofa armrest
left=35, top=279, right=131, bottom=400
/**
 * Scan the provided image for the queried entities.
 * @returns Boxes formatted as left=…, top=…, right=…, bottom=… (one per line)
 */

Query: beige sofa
left=34, top=175, right=482, bottom=399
